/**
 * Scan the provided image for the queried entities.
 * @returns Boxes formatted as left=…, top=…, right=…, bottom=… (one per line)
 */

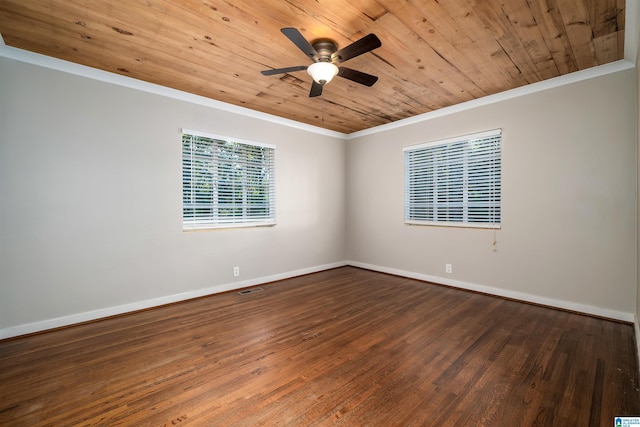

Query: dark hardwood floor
left=1, top=267, right=639, bottom=426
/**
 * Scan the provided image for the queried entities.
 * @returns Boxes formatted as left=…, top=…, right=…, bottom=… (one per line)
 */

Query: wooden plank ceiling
left=0, top=0, right=625, bottom=134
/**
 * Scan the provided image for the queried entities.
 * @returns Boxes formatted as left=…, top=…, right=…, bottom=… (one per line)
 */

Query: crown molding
left=0, top=41, right=346, bottom=139
left=346, top=59, right=635, bottom=139
left=1, top=29, right=635, bottom=141
left=624, top=0, right=639, bottom=65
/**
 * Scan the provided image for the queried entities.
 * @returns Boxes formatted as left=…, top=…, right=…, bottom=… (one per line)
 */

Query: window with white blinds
left=182, top=129, right=275, bottom=230
left=404, top=129, right=501, bottom=228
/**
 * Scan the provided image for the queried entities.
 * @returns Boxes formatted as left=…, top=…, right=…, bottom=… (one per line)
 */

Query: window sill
left=404, top=221, right=500, bottom=230
left=183, top=222, right=277, bottom=232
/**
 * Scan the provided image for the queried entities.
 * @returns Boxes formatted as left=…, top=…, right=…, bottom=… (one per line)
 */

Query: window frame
left=403, top=129, right=502, bottom=229
left=181, top=129, right=276, bottom=231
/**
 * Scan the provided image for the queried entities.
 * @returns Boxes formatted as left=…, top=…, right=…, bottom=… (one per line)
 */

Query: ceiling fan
left=261, top=28, right=382, bottom=97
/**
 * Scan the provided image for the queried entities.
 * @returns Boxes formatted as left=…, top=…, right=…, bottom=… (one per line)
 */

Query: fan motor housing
left=311, top=39, right=338, bottom=61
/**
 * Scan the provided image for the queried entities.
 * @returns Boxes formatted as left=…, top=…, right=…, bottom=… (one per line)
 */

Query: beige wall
left=1, top=48, right=638, bottom=337
left=636, top=58, right=640, bottom=352
left=635, top=3, right=640, bottom=341
left=347, top=68, right=637, bottom=318
left=0, top=56, right=347, bottom=334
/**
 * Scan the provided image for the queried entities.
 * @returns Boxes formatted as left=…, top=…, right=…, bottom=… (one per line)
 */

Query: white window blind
left=182, top=129, right=275, bottom=230
left=404, top=129, right=501, bottom=228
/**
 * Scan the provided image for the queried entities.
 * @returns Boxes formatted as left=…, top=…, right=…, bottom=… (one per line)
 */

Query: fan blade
left=261, top=66, right=308, bottom=76
left=337, top=67, right=378, bottom=87
left=281, top=28, right=319, bottom=61
left=333, top=34, right=381, bottom=63
left=309, top=81, right=323, bottom=97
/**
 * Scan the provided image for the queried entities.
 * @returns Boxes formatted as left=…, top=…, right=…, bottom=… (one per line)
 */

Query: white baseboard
left=347, top=261, right=635, bottom=322
left=2, top=260, right=634, bottom=340
left=0, top=261, right=347, bottom=340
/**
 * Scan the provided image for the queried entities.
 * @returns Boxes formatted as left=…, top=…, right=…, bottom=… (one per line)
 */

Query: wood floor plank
left=0, top=266, right=638, bottom=426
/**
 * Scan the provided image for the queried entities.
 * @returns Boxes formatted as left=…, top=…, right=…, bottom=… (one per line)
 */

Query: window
left=404, top=129, right=501, bottom=228
left=182, top=129, right=275, bottom=230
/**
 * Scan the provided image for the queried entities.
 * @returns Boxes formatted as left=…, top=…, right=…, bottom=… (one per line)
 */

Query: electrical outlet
left=233, top=266, right=240, bottom=277
left=445, top=264, right=452, bottom=274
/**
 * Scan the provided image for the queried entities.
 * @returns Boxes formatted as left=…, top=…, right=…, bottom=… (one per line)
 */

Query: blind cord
left=492, top=228, right=497, bottom=252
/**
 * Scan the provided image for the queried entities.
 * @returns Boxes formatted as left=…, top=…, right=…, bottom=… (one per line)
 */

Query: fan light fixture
left=307, top=62, right=339, bottom=85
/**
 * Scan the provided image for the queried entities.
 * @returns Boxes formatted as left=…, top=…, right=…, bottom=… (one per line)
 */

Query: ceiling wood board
left=0, top=0, right=625, bottom=134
